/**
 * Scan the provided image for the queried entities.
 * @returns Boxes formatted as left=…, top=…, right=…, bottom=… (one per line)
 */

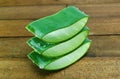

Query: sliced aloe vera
left=28, top=39, right=91, bottom=70
left=28, top=51, right=53, bottom=69
left=26, top=6, right=88, bottom=43
left=27, top=38, right=55, bottom=54
left=42, top=17, right=88, bottom=43
left=27, top=26, right=89, bottom=57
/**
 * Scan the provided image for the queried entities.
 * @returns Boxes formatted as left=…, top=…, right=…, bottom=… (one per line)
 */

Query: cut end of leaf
left=28, top=51, right=53, bottom=69
left=27, top=37, right=55, bottom=54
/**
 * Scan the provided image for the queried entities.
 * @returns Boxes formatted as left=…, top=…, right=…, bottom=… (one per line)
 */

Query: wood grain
left=0, top=0, right=120, bottom=6
left=88, top=36, right=120, bottom=57
left=0, top=16, right=120, bottom=37
left=0, top=37, right=31, bottom=58
left=88, top=17, right=120, bottom=35
left=0, top=4, right=120, bottom=20
left=0, top=5, right=65, bottom=20
left=74, top=4, right=120, bottom=18
left=0, top=20, right=32, bottom=37
left=0, top=36, right=120, bottom=58
left=0, top=57, right=120, bottom=79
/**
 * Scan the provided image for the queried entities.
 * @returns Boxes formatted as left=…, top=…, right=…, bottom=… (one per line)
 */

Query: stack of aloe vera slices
left=26, top=6, right=91, bottom=70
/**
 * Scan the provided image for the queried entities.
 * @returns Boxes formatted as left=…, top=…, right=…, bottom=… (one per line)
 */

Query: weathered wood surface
left=0, top=0, right=120, bottom=79
left=0, top=57, right=120, bottom=79
left=0, top=4, right=120, bottom=19
left=0, top=0, right=120, bottom=6
left=0, top=5, right=65, bottom=20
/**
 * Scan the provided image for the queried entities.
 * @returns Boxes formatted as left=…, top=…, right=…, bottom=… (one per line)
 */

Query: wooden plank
left=0, top=20, right=32, bottom=37
left=88, top=36, right=120, bottom=57
left=0, top=57, right=120, bottom=79
left=0, top=36, right=120, bottom=58
left=0, top=5, right=65, bottom=20
left=74, top=4, right=120, bottom=18
left=0, top=37, right=32, bottom=58
left=0, top=16, right=120, bottom=37
left=88, top=17, right=120, bottom=35
left=0, top=0, right=120, bottom=6
left=0, top=4, right=120, bottom=19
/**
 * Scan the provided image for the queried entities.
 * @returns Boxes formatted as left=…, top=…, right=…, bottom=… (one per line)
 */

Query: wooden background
left=0, top=0, right=120, bottom=79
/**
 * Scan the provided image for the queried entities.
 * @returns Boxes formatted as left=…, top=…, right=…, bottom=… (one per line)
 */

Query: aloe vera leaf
left=28, top=39, right=91, bottom=70
left=26, top=6, right=88, bottom=43
left=27, top=26, right=89, bottom=57
left=27, top=38, right=55, bottom=54
left=42, top=17, right=88, bottom=43
left=45, top=39, right=91, bottom=70
left=28, top=51, right=53, bottom=69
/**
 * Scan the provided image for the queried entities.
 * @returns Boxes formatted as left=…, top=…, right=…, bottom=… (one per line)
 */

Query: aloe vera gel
left=26, top=6, right=91, bottom=70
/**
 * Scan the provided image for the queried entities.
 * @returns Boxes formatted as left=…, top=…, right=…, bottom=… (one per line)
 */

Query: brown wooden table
left=0, top=0, right=120, bottom=79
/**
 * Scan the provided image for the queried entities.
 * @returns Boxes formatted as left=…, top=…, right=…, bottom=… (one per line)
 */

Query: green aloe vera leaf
left=27, top=26, right=89, bottom=57
left=28, top=51, right=53, bottom=69
left=27, top=37, right=55, bottom=54
left=45, top=39, right=91, bottom=70
left=42, top=17, right=88, bottom=43
left=28, top=39, right=91, bottom=70
left=26, top=6, right=88, bottom=43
